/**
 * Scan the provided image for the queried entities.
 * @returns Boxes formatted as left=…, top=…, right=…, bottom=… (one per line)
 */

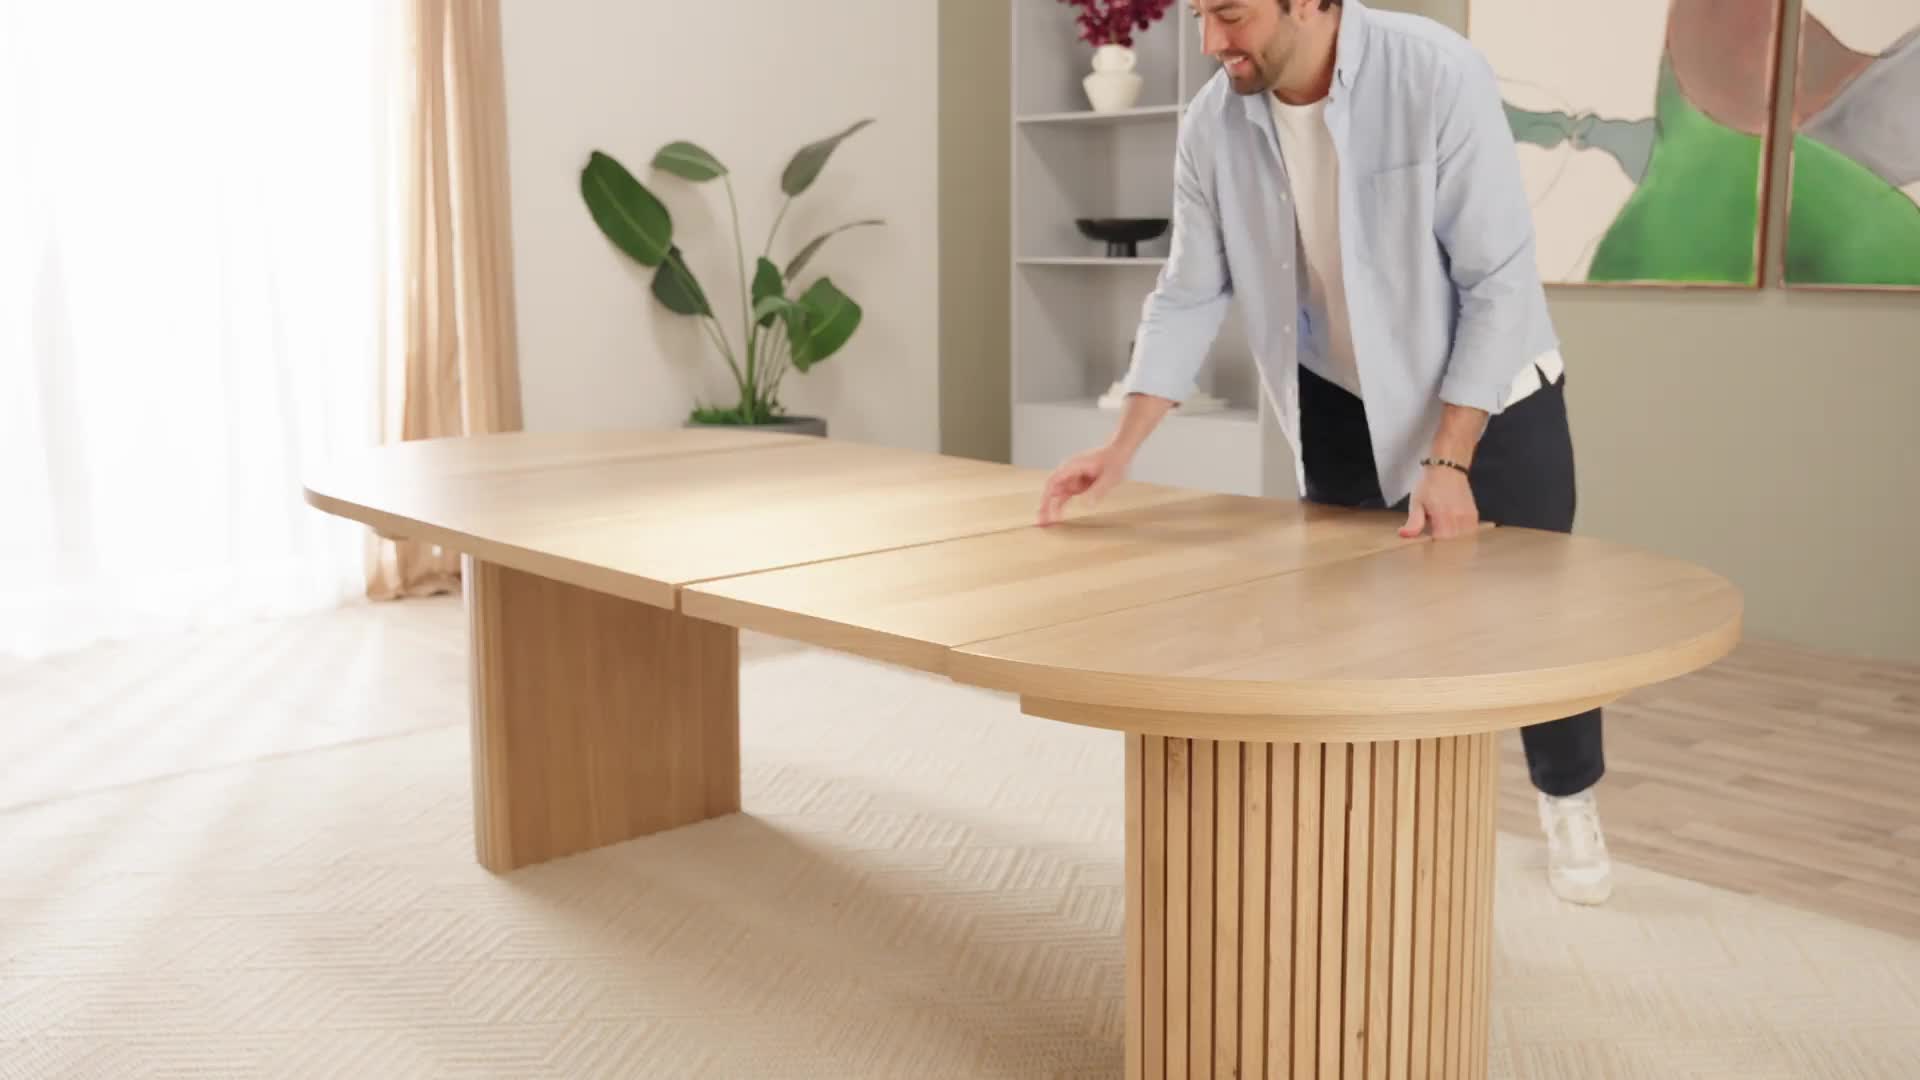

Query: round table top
left=943, top=525, right=1742, bottom=740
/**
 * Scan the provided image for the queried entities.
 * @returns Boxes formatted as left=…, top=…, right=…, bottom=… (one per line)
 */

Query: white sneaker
left=1538, top=788, right=1613, bottom=905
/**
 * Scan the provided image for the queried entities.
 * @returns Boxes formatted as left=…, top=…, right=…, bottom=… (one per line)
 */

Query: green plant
left=580, top=119, right=882, bottom=425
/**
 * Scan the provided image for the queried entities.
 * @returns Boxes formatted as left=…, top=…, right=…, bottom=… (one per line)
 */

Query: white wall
left=499, top=0, right=940, bottom=450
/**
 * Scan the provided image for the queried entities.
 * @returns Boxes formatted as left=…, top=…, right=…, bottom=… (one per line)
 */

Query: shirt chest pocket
left=1352, top=160, right=1437, bottom=261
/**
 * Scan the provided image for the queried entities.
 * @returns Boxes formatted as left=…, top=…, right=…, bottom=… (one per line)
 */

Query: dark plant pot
left=684, top=415, right=828, bottom=437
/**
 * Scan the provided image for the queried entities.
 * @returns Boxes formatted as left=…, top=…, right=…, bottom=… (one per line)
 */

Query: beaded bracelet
left=1420, top=456, right=1470, bottom=474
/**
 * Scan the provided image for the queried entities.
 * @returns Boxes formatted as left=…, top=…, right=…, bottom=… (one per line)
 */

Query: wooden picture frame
left=1465, top=0, right=1789, bottom=290
left=1776, top=0, right=1920, bottom=292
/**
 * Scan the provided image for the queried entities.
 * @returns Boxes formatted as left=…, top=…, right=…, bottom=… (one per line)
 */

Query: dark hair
left=1278, top=0, right=1342, bottom=10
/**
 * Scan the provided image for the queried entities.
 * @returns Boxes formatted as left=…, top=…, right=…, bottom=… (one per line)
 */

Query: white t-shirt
left=1268, top=93, right=1362, bottom=399
left=1267, top=92, right=1564, bottom=408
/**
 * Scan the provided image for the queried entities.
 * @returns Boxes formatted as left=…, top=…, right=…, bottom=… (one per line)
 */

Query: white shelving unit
left=1009, top=1, right=1279, bottom=498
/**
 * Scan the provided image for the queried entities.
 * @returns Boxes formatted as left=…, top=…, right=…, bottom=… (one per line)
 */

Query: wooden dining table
left=303, top=428, right=1742, bottom=1080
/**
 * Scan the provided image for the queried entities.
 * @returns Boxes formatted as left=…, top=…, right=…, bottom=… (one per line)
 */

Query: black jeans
left=1297, top=364, right=1605, bottom=798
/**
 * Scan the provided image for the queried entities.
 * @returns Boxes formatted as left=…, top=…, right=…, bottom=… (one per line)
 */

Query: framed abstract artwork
left=1780, top=1, right=1920, bottom=290
left=1466, top=1, right=1787, bottom=288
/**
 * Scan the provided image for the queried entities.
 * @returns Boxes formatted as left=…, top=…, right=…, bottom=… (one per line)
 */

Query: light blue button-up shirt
left=1118, top=0, right=1560, bottom=506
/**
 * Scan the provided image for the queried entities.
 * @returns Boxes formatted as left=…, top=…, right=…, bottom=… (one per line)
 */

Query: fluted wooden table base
left=1125, top=732, right=1496, bottom=1080
left=465, top=559, right=741, bottom=873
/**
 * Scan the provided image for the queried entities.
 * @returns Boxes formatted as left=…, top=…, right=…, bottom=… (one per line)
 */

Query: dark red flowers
left=1058, top=0, right=1174, bottom=48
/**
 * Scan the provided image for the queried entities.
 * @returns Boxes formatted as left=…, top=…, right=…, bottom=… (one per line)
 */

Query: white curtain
left=0, top=1, right=404, bottom=658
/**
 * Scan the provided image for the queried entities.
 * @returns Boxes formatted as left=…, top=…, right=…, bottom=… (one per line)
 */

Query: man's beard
left=1229, top=68, right=1267, bottom=94
left=1224, top=50, right=1279, bottom=95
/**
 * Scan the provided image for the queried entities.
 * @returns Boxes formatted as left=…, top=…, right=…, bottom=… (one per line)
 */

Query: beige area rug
left=4, top=637, right=1919, bottom=1078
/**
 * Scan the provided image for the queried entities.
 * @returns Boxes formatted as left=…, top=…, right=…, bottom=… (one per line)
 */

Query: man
left=1036, top=0, right=1612, bottom=904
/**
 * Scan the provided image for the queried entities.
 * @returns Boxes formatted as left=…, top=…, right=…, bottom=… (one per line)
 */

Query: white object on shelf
left=1013, top=400, right=1261, bottom=496
left=1095, top=380, right=1228, bottom=413
left=1083, top=44, right=1143, bottom=112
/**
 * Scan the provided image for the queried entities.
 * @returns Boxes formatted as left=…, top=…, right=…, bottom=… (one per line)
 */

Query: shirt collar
left=1333, top=0, right=1372, bottom=91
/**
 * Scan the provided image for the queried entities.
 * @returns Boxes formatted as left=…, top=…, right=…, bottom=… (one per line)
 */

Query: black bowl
left=1075, top=217, right=1169, bottom=258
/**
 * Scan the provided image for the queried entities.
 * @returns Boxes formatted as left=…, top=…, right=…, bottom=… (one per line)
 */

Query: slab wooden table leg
left=464, top=557, right=740, bottom=873
left=1124, top=731, right=1496, bottom=1080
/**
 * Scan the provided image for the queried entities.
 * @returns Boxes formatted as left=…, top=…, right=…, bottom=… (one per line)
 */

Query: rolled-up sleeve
left=1432, top=48, right=1550, bottom=415
left=1118, top=120, right=1233, bottom=404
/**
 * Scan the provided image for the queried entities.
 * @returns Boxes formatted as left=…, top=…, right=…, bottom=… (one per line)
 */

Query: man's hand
left=1037, top=393, right=1173, bottom=526
left=1401, top=463, right=1479, bottom=538
left=1038, top=444, right=1131, bottom=526
left=1402, top=402, right=1489, bottom=538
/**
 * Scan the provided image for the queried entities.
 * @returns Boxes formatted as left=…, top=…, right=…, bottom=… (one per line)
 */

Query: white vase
left=1083, top=43, right=1142, bottom=113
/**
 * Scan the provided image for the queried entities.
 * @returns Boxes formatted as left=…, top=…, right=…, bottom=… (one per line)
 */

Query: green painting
left=1469, top=1, right=1785, bottom=287
left=1782, top=2, right=1920, bottom=290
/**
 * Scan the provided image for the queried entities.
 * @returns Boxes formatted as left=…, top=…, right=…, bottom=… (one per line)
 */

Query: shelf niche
left=1014, top=2, right=1183, bottom=116
left=1009, top=1, right=1287, bottom=500
left=1015, top=118, right=1176, bottom=261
